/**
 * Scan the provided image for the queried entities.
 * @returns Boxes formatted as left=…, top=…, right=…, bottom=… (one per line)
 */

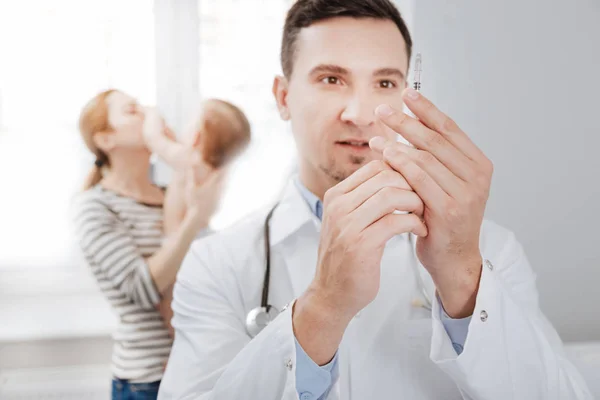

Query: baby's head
left=190, top=99, right=251, bottom=169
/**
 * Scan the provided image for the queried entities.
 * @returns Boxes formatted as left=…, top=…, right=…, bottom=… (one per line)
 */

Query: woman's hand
left=141, top=107, right=166, bottom=146
left=184, top=151, right=225, bottom=226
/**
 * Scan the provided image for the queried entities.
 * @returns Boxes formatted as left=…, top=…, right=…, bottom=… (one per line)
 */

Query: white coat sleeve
left=157, top=239, right=339, bottom=400
left=429, top=223, right=593, bottom=399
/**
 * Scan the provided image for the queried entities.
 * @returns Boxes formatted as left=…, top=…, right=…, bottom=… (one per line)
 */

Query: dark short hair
left=281, top=0, right=413, bottom=78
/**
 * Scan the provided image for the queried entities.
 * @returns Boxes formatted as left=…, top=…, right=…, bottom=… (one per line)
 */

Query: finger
left=164, top=126, right=177, bottom=141
left=341, top=168, right=412, bottom=214
left=381, top=146, right=449, bottom=211
left=189, top=152, right=206, bottom=185
left=375, top=104, right=476, bottom=182
left=346, top=188, right=424, bottom=234
left=325, top=160, right=390, bottom=201
left=370, top=136, right=465, bottom=197
left=361, top=213, right=428, bottom=249
left=401, top=88, right=487, bottom=163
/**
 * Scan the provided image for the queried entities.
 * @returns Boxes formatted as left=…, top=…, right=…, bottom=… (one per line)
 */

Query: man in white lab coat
left=158, top=0, right=593, bottom=399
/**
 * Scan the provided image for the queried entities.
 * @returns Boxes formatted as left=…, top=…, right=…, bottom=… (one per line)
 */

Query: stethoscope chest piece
left=246, top=305, right=280, bottom=338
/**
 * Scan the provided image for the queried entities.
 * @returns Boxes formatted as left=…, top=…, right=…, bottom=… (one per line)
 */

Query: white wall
left=411, top=0, right=600, bottom=341
left=152, top=0, right=201, bottom=186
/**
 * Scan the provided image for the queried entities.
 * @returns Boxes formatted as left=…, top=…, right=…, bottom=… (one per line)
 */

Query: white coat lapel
left=270, top=179, right=321, bottom=298
left=278, top=227, right=320, bottom=298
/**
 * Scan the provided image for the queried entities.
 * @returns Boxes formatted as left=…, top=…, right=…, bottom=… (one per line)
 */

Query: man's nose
left=340, top=94, right=377, bottom=128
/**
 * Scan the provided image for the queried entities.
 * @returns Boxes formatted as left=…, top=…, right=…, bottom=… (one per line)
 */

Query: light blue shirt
left=293, top=178, right=471, bottom=400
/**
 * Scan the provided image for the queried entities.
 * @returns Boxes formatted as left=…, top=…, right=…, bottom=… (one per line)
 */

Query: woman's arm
left=73, top=189, right=212, bottom=310
left=72, top=194, right=172, bottom=310
left=162, top=172, right=188, bottom=237
left=156, top=163, right=224, bottom=335
left=147, top=207, right=208, bottom=293
left=150, top=163, right=225, bottom=293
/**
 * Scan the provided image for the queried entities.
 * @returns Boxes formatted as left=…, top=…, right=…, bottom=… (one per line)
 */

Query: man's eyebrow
left=308, top=64, right=350, bottom=76
left=373, top=68, right=406, bottom=81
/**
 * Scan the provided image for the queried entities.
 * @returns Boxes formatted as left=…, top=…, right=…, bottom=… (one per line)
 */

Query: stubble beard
left=319, top=154, right=367, bottom=183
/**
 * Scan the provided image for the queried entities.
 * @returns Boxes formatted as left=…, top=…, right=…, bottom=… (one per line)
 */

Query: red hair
left=78, top=89, right=116, bottom=190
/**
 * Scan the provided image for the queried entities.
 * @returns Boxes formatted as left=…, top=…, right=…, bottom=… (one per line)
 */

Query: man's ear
left=92, top=131, right=116, bottom=153
left=272, top=75, right=291, bottom=121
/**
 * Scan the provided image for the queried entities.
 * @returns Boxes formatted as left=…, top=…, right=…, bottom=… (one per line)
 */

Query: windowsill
left=0, top=292, right=116, bottom=342
left=0, top=267, right=117, bottom=342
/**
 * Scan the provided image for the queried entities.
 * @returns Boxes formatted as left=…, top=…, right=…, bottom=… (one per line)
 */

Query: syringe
left=403, top=52, right=422, bottom=122
left=413, top=52, right=422, bottom=92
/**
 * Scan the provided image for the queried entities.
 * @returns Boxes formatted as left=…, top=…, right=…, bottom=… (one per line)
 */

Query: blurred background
left=0, top=0, right=598, bottom=398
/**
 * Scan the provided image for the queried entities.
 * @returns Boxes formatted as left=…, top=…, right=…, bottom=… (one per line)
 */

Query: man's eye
left=379, top=80, right=396, bottom=89
left=322, top=76, right=341, bottom=85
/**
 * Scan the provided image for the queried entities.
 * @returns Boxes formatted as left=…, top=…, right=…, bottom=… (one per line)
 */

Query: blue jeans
left=112, top=378, right=161, bottom=400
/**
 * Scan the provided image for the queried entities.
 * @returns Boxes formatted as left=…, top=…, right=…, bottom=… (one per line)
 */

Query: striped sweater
left=72, top=185, right=172, bottom=383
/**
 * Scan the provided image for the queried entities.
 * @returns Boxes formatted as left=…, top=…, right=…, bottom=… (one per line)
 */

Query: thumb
left=369, top=136, right=390, bottom=154
left=164, top=126, right=177, bottom=141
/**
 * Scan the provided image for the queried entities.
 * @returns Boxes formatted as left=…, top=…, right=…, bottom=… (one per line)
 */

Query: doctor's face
left=274, top=17, right=409, bottom=185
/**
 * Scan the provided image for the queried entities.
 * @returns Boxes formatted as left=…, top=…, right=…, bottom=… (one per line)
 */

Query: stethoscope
left=245, top=204, right=280, bottom=337
left=245, top=203, right=433, bottom=338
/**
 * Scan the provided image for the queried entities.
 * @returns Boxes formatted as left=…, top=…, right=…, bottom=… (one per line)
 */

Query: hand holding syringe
left=389, top=52, right=421, bottom=214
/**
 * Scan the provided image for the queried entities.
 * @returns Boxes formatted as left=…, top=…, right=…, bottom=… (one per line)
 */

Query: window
left=198, top=0, right=297, bottom=229
left=0, top=0, right=156, bottom=269
left=0, top=0, right=298, bottom=269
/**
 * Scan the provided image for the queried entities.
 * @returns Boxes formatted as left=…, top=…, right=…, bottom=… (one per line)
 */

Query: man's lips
left=336, top=139, right=369, bottom=146
left=336, top=140, right=370, bottom=148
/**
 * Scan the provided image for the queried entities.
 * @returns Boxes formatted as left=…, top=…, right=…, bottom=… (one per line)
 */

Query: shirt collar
left=294, top=177, right=323, bottom=221
left=269, top=177, right=320, bottom=246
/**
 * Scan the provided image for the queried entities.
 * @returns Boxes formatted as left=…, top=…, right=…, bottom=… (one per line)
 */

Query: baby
left=144, top=99, right=251, bottom=234
left=143, top=99, right=251, bottom=336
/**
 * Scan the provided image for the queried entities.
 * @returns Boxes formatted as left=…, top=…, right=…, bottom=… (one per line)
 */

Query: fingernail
left=369, top=136, right=386, bottom=151
left=405, top=87, right=420, bottom=100
left=375, top=104, right=394, bottom=117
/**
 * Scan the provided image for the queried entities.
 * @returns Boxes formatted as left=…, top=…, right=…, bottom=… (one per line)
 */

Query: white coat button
left=285, top=358, right=293, bottom=371
left=480, top=310, right=488, bottom=322
left=484, top=259, right=494, bottom=271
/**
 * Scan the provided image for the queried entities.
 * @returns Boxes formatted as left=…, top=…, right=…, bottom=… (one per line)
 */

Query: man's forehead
left=293, top=17, right=409, bottom=76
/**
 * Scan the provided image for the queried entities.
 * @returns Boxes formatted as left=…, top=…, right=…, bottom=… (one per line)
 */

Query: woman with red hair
left=72, top=89, right=222, bottom=399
